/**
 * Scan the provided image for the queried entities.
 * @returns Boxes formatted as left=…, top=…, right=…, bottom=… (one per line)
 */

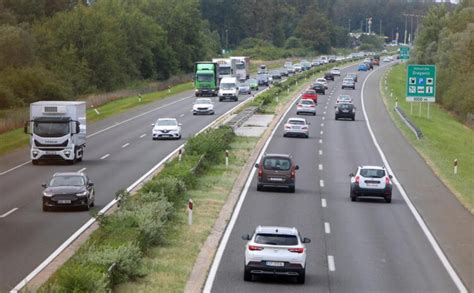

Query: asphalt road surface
left=209, top=63, right=462, bottom=292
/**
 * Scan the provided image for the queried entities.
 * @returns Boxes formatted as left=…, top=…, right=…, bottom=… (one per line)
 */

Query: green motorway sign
left=400, top=46, right=410, bottom=61
left=406, top=64, right=436, bottom=102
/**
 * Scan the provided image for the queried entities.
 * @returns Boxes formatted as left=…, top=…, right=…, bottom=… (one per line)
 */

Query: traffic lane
left=211, top=109, right=329, bottom=292
left=320, top=66, right=457, bottom=291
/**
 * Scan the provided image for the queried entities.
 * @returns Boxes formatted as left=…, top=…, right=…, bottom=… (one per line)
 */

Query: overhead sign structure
left=406, top=64, right=436, bottom=102
left=400, top=46, right=410, bottom=61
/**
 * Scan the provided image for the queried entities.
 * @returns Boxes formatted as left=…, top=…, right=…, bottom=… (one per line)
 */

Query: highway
left=207, top=63, right=463, bottom=292
left=0, top=79, right=273, bottom=291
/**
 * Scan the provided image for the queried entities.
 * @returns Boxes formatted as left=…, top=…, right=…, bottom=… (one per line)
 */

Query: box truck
left=212, top=58, right=235, bottom=81
left=230, top=56, right=250, bottom=81
left=194, top=62, right=219, bottom=96
left=25, top=101, right=86, bottom=165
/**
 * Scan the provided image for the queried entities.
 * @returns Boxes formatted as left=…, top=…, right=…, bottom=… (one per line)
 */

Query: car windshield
left=288, top=119, right=305, bottom=125
left=236, top=63, right=245, bottom=70
left=220, top=82, right=235, bottom=89
left=339, top=104, right=353, bottom=110
left=196, top=73, right=214, bottom=82
left=196, top=99, right=211, bottom=104
left=360, top=168, right=386, bottom=178
left=248, top=79, right=257, bottom=84
left=304, top=91, right=315, bottom=95
left=239, top=82, right=249, bottom=87
left=219, top=67, right=231, bottom=75
left=50, top=175, right=84, bottom=187
left=317, top=79, right=325, bottom=83
left=262, top=157, right=292, bottom=171
left=157, top=119, right=177, bottom=126
left=344, top=79, right=353, bottom=83
left=255, top=234, right=298, bottom=246
left=33, top=121, right=70, bottom=138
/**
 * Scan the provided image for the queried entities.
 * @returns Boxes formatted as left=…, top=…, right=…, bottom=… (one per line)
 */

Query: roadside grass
left=0, top=82, right=193, bottom=157
left=382, top=64, right=474, bottom=212
left=115, top=136, right=258, bottom=292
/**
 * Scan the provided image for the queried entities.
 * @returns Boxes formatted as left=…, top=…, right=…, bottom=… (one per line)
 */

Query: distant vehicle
left=293, top=64, right=302, bottom=72
left=193, top=98, right=215, bottom=115
left=320, top=56, right=329, bottom=64
left=324, top=72, right=335, bottom=81
left=296, top=99, right=316, bottom=116
left=26, top=101, right=86, bottom=165
left=330, top=68, right=341, bottom=76
left=255, top=153, right=299, bottom=192
left=242, top=226, right=310, bottom=283
left=212, top=58, right=234, bottom=80
left=336, top=95, right=353, bottom=104
left=336, top=56, right=345, bottom=62
left=238, top=81, right=252, bottom=95
left=358, top=64, right=368, bottom=71
left=341, top=78, right=356, bottom=90
left=283, top=117, right=310, bottom=138
left=218, top=76, right=239, bottom=102
left=247, top=78, right=259, bottom=90
left=258, top=64, right=267, bottom=74
left=328, top=55, right=337, bottom=63
left=301, top=90, right=318, bottom=104
left=257, top=74, right=270, bottom=86
left=346, top=72, right=358, bottom=82
left=152, top=118, right=182, bottom=140
left=284, top=61, right=293, bottom=68
left=231, top=56, right=250, bottom=81
left=300, top=60, right=311, bottom=70
left=311, top=83, right=325, bottom=95
left=349, top=166, right=393, bottom=203
left=280, top=68, right=289, bottom=77
left=42, top=172, right=95, bottom=211
left=194, top=62, right=219, bottom=96
left=315, top=78, right=328, bottom=89
left=271, top=70, right=282, bottom=81
left=382, top=57, right=391, bottom=63
left=335, top=103, right=356, bottom=121
left=287, top=66, right=296, bottom=74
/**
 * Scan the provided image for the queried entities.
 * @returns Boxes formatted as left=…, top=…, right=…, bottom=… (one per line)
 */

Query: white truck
left=212, top=58, right=235, bottom=81
left=230, top=56, right=250, bottom=81
left=218, top=76, right=238, bottom=102
left=25, top=101, right=86, bottom=165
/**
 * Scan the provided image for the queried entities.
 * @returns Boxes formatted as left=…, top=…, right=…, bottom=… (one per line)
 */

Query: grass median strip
left=382, top=64, right=474, bottom=213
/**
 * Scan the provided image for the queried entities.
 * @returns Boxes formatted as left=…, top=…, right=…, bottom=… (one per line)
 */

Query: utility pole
left=410, top=14, right=414, bottom=45
left=403, top=13, right=409, bottom=44
left=360, top=20, right=363, bottom=33
left=380, top=19, right=382, bottom=36
left=348, top=19, right=351, bottom=32
left=225, top=29, right=228, bottom=53
left=368, top=17, right=372, bottom=34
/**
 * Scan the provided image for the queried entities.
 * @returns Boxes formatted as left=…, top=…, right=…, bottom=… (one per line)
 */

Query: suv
left=42, top=172, right=95, bottom=211
left=349, top=166, right=393, bottom=203
left=255, top=154, right=299, bottom=192
left=242, top=226, right=310, bottom=284
left=335, top=103, right=356, bottom=120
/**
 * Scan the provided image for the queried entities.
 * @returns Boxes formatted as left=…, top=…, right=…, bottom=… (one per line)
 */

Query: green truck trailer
left=194, top=62, right=219, bottom=96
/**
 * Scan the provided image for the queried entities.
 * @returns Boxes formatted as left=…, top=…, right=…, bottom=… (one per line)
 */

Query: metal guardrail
left=225, top=106, right=259, bottom=130
left=395, top=106, right=423, bottom=139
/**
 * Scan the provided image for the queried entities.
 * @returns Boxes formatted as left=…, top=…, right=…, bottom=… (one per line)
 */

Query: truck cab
left=194, top=62, right=219, bottom=96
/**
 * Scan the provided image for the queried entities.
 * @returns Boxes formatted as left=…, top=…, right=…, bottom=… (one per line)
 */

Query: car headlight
left=76, top=191, right=88, bottom=197
left=43, top=190, right=53, bottom=197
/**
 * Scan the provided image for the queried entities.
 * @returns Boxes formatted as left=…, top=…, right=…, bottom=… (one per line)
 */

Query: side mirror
left=75, top=122, right=80, bottom=134
left=389, top=175, right=393, bottom=179
left=349, top=172, right=355, bottom=177
left=254, top=163, right=259, bottom=168
left=88, top=182, right=94, bottom=187
left=41, top=183, right=47, bottom=188
left=295, top=165, right=300, bottom=170
left=302, top=237, right=311, bottom=243
left=241, top=234, right=251, bottom=240
left=334, top=106, right=337, bottom=109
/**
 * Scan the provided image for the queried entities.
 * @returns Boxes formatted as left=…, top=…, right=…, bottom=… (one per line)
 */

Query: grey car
left=342, top=78, right=355, bottom=90
left=238, top=82, right=252, bottom=95
left=42, top=172, right=95, bottom=211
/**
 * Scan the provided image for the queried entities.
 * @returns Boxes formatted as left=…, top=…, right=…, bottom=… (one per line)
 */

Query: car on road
left=311, top=82, right=325, bottom=95
left=335, top=102, right=356, bottom=120
left=296, top=99, right=316, bottom=116
left=280, top=68, right=289, bottom=77
left=287, top=66, right=295, bottom=74
left=350, top=166, right=393, bottom=203
left=42, top=172, right=95, bottom=211
left=247, top=78, right=259, bottom=91
left=257, top=74, right=270, bottom=86
left=346, top=72, right=358, bottom=82
left=152, top=118, right=182, bottom=140
left=218, top=76, right=239, bottom=102
left=358, top=63, right=368, bottom=71
left=293, top=64, right=302, bottom=72
left=271, top=70, right=282, bottom=81
left=341, top=77, right=356, bottom=90
left=255, top=153, right=299, bottom=192
left=324, top=72, right=335, bottom=81
left=315, top=78, right=328, bottom=89
left=301, top=89, right=318, bottom=104
left=283, top=117, right=310, bottom=138
left=336, top=95, right=353, bottom=104
left=238, top=81, right=252, bottom=95
left=383, top=57, right=391, bottom=63
left=330, top=68, right=341, bottom=76
left=242, top=226, right=310, bottom=283
left=193, top=98, right=215, bottom=115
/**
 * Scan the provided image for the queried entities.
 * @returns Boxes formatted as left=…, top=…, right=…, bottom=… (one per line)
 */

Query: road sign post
left=400, top=46, right=410, bottom=61
left=406, top=64, right=436, bottom=118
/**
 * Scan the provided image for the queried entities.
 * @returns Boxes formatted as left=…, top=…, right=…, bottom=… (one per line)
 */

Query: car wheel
left=385, top=197, right=392, bottom=203
left=313, top=112, right=316, bottom=116
left=297, top=269, right=305, bottom=284
left=305, top=134, right=309, bottom=138
left=42, top=205, right=49, bottom=212
left=257, top=184, right=264, bottom=191
left=335, top=115, right=339, bottom=120
left=350, top=190, right=357, bottom=202
left=289, top=185, right=295, bottom=193
left=352, top=116, right=355, bottom=121
left=32, top=159, right=39, bottom=165
left=244, top=267, right=252, bottom=281
left=219, top=98, right=223, bottom=102
left=178, top=135, right=182, bottom=140
left=296, top=112, right=300, bottom=115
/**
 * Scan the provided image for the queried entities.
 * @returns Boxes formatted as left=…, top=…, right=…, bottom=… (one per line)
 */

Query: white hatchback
left=315, top=78, right=328, bottom=89
left=283, top=118, right=310, bottom=138
left=193, top=98, right=215, bottom=115
left=296, top=99, right=316, bottom=116
left=242, top=226, right=310, bottom=284
left=336, top=95, right=353, bottom=104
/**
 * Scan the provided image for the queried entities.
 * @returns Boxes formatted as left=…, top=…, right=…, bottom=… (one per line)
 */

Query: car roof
left=338, top=95, right=351, bottom=99
left=158, top=118, right=177, bottom=121
left=264, top=153, right=292, bottom=159
left=53, top=172, right=85, bottom=177
left=300, top=99, right=314, bottom=103
left=360, top=165, right=385, bottom=170
left=255, top=226, right=298, bottom=235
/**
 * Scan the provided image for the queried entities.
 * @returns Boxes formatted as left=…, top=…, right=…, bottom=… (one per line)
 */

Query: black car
left=42, top=172, right=95, bottom=211
left=257, top=74, right=269, bottom=86
left=324, top=72, right=334, bottom=81
left=271, top=70, right=282, bottom=81
left=335, top=103, right=355, bottom=120
left=311, top=83, right=326, bottom=95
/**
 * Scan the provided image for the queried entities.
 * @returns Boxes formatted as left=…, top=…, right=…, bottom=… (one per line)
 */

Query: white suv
left=242, top=226, right=310, bottom=284
left=349, top=166, right=393, bottom=203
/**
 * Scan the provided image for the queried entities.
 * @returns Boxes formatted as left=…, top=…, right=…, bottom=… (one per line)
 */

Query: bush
left=141, top=177, right=187, bottom=204
left=52, top=263, right=109, bottom=293
left=159, top=155, right=201, bottom=188
left=185, top=126, right=235, bottom=163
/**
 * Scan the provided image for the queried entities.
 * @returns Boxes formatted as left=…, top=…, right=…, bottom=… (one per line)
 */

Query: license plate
left=367, top=183, right=377, bottom=187
left=266, top=261, right=284, bottom=267
left=269, top=177, right=284, bottom=182
left=45, top=151, right=57, bottom=155
left=58, top=200, right=71, bottom=204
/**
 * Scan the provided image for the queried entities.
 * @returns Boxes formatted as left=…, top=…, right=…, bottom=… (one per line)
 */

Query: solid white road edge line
left=0, top=208, right=18, bottom=218
left=361, top=63, right=467, bottom=293
left=321, top=198, right=327, bottom=208
left=11, top=78, right=272, bottom=293
left=77, top=168, right=87, bottom=173
left=324, top=222, right=331, bottom=234
left=328, top=255, right=335, bottom=271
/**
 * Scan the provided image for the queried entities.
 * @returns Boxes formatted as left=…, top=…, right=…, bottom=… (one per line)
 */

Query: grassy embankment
left=382, top=64, right=474, bottom=212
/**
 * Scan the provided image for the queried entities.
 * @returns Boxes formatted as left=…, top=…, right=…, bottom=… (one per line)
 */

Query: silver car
left=341, top=78, right=355, bottom=90
left=296, top=99, right=316, bottom=116
left=238, top=82, right=252, bottom=95
left=283, top=118, right=309, bottom=138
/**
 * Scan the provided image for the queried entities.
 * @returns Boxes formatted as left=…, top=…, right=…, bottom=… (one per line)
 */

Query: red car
left=302, top=90, right=318, bottom=104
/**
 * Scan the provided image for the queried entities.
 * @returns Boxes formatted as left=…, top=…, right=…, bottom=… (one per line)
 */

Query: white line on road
left=0, top=208, right=18, bottom=218
left=319, top=150, right=323, bottom=155
left=324, top=106, right=327, bottom=110
left=325, top=222, right=331, bottom=234
left=328, top=255, right=335, bottom=271
left=121, top=143, right=130, bottom=148
left=140, top=133, right=147, bottom=138
left=319, top=139, right=323, bottom=144
left=318, top=164, right=323, bottom=170
left=322, top=116, right=325, bottom=120
left=179, top=113, right=185, bottom=117
left=321, top=123, right=324, bottom=127
left=323, top=111, right=326, bottom=115
left=320, top=179, right=324, bottom=187
left=77, top=168, right=87, bottom=173
left=320, top=130, right=324, bottom=135
left=321, top=198, right=327, bottom=207
left=100, top=154, right=110, bottom=160
left=0, top=161, right=31, bottom=176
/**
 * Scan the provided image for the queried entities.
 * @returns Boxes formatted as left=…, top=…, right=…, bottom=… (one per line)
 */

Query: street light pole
left=403, top=13, right=408, bottom=44
left=348, top=19, right=351, bottom=32
left=225, top=29, right=228, bottom=53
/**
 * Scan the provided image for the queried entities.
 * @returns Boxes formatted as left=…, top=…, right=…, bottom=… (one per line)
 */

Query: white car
left=296, top=99, right=316, bottom=116
left=350, top=165, right=393, bottom=203
left=283, top=117, right=309, bottom=138
left=192, top=98, right=215, bottom=115
left=242, top=226, right=310, bottom=284
left=152, top=118, right=182, bottom=140
left=336, top=95, right=353, bottom=104
left=382, top=57, right=391, bottom=63
left=315, top=78, right=328, bottom=89
left=330, top=68, right=341, bottom=76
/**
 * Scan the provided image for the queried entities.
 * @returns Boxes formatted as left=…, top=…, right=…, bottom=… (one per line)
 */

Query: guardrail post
left=454, top=159, right=458, bottom=175
left=138, top=94, right=142, bottom=102
left=108, top=262, right=116, bottom=291
left=168, top=85, right=171, bottom=93
left=395, top=97, right=398, bottom=108
left=225, top=150, right=229, bottom=167
left=91, top=105, right=100, bottom=115
left=178, top=148, right=182, bottom=162
left=188, top=199, right=193, bottom=225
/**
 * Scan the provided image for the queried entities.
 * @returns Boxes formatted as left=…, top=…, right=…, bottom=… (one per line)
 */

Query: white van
left=218, top=76, right=238, bottom=102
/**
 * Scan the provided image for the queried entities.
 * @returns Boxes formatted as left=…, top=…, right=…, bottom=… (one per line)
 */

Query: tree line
left=412, top=1, right=474, bottom=121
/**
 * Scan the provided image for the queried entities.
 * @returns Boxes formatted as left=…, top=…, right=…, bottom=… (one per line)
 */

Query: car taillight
left=385, top=176, right=391, bottom=185
left=258, top=165, right=263, bottom=177
left=291, top=168, right=296, bottom=179
left=288, top=247, right=304, bottom=253
left=248, top=245, right=264, bottom=251
left=284, top=124, right=291, bottom=129
left=355, top=176, right=360, bottom=185
left=309, top=105, right=315, bottom=107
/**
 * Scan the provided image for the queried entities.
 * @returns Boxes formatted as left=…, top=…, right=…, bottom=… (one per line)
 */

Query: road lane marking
left=322, top=116, right=325, bottom=120
left=320, top=180, right=324, bottom=187
left=319, top=164, right=323, bottom=170
left=140, top=133, right=147, bottom=138
left=325, top=222, right=331, bottom=234
left=100, top=154, right=110, bottom=160
left=319, top=150, right=323, bottom=155
left=0, top=208, right=18, bottom=218
left=179, top=113, right=185, bottom=117
left=360, top=64, right=467, bottom=293
left=319, top=139, right=323, bottom=144
left=320, top=130, right=324, bottom=135
left=0, top=161, right=31, bottom=176
left=328, top=255, right=335, bottom=271
left=121, top=143, right=130, bottom=148
left=321, top=198, right=327, bottom=207
left=77, top=168, right=87, bottom=173
left=323, top=111, right=326, bottom=115
left=324, top=106, right=327, bottom=110
left=321, top=123, right=324, bottom=127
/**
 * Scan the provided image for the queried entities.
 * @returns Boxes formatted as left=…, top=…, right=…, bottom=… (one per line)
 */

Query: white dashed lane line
left=325, top=222, right=331, bottom=234
left=0, top=208, right=18, bottom=218
left=319, top=139, right=323, bottom=144
left=100, top=154, right=110, bottom=160
left=140, top=133, right=147, bottom=138
left=321, top=198, right=327, bottom=207
left=321, top=123, right=324, bottom=127
left=179, top=113, right=185, bottom=117
left=319, top=150, right=323, bottom=155
left=320, top=130, right=324, bottom=135
left=122, top=143, right=130, bottom=148
left=320, top=180, right=324, bottom=187
left=328, top=255, right=336, bottom=271
left=318, top=164, right=323, bottom=170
